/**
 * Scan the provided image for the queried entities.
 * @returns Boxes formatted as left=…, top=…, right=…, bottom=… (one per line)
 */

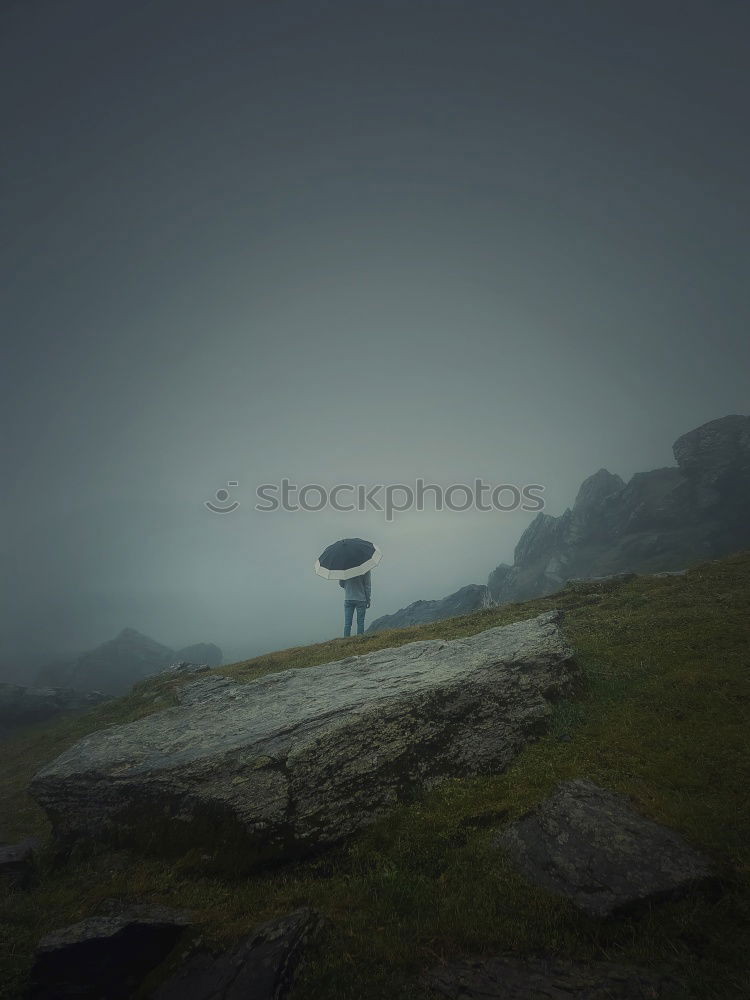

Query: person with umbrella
left=315, top=537, right=382, bottom=637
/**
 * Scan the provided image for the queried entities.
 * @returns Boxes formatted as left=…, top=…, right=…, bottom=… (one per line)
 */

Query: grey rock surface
left=151, top=907, right=322, bottom=1000
left=27, top=904, right=192, bottom=999
left=29, top=611, right=578, bottom=864
left=424, top=952, right=688, bottom=998
left=367, top=583, right=490, bottom=633
left=494, top=779, right=716, bottom=917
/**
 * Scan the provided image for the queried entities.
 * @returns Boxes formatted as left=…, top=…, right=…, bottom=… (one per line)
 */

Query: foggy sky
left=2, top=1, right=749, bottom=679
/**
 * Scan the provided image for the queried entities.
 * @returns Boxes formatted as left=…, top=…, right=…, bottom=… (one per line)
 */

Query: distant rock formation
left=488, top=414, right=750, bottom=604
left=0, top=683, right=111, bottom=738
left=367, top=583, right=489, bottom=634
left=34, top=629, right=223, bottom=696
left=373, top=416, right=749, bottom=627
left=29, top=611, right=578, bottom=866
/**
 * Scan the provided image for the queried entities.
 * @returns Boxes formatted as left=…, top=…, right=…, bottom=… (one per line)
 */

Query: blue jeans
left=344, top=600, right=367, bottom=636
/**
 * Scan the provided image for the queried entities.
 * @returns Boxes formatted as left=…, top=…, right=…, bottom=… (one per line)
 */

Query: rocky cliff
left=488, top=414, right=750, bottom=604
left=369, top=415, right=750, bottom=627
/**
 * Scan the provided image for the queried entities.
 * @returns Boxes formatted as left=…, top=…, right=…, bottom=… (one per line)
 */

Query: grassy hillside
left=1, top=551, right=749, bottom=998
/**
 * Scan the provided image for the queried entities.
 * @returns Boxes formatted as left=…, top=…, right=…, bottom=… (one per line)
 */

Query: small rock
left=0, top=838, right=40, bottom=890
left=493, top=778, right=717, bottom=918
left=151, top=907, right=322, bottom=1000
left=424, top=951, right=687, bottom=998
left=27, top=904, right=192, bottom=999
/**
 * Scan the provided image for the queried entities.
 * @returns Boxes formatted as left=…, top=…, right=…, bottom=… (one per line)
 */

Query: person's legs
left=356, top=601, right=366, bottom=635
left=344, top=601, right=355, bottom=637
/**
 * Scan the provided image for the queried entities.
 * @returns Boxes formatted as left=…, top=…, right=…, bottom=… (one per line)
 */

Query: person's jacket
left=339, top=571, right=371, bottom=603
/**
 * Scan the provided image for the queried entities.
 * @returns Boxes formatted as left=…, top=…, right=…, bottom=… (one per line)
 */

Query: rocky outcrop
left=29, top=611, right=578, bottom=865
left=424, top=952, right=687, bottom=999
left=161, top=660, right=212, bottom=677
left=488, top=415, right=750, bottom=605
left=367, top=583, right=490, bottom=633
left=493, top=779, right=717, bottom=918
left=27, top=904, right=192, bottom=999
left=0, top=683, right=111, bottom=738
left=151, top=908, right=322, bottom=1000
left=34, top=629, right=224, bottom=696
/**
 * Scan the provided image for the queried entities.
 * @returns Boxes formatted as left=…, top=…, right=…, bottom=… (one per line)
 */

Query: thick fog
left=2, top=1, right=749, bottom=680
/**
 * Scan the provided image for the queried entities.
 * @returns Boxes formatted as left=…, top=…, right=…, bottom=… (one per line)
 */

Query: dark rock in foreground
left=493, top=779, right=716, bottom=917
left=425, top=952, right=688, bottom=999
left=27, top=904, right=192, bottom=999
left=151, top=907, right=322, bottom=1000
left=367, top=583, right=490, bottom=633
left=29, top=611, right=578, bottom=865
left=0, top=838, right=40, bottom=890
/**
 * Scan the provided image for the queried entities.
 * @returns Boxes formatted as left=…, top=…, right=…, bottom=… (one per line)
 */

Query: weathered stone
left=29, top=611, right=578, bottom=864
left=151, top=907, right=322, bottom=1000
left=0, top=837, right=40, bottom=890
left=424, top=952, right=688, bottom=998
left=493, top=779, right=716, bottom=917
left=27, top=904, right=192, bottom=999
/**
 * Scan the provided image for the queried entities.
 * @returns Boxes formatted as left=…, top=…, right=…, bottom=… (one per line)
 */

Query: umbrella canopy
left=315, top=537, right=382, bottom=580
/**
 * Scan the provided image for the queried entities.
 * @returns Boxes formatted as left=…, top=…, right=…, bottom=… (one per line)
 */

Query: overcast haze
left=2, top=1, right=749, bottom=679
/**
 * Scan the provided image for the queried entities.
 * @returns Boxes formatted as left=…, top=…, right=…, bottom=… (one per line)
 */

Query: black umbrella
left=315, top=537, right=382, bottom=580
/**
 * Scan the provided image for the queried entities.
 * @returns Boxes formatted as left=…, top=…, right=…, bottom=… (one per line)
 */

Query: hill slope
left=1, top=552, right=749, bottom=999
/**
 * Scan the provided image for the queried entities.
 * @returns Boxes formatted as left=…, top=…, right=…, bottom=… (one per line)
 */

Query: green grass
left=1, top=552, right=749, bottom=998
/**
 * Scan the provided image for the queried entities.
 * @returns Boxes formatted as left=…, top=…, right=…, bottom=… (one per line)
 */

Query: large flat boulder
left=28, top=611, right=578, bottom=865
left=494, top=779, right=716, bottom=917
